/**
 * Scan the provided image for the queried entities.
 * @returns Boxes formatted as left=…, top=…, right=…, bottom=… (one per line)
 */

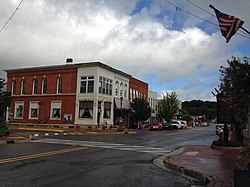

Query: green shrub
left=0, top=123, right=10, bottom=136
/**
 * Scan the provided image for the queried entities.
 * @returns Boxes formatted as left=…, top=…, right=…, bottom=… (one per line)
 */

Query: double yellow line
left=0, top=147, right=88, bottom=164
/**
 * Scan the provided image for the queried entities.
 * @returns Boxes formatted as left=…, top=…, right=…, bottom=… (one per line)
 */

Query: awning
left=114, top=98, right=131, bottom=110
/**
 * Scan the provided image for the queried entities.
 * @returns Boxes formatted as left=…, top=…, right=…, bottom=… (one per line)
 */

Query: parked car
left=162, top=122, right=171, bottom=130
left=201, top=122, right=208, bottom=127
left=180, top=120, right=187, bottom=129
left=168, top=120, right=182, bottom=130
left=149, top=122, right=163, bottom=131
left=215, top=123, right=232, bottom=135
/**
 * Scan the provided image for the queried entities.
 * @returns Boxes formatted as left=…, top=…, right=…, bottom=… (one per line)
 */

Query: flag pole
left=209, top=4, right=216, bottom=11
left=240, top=27, right=250, bottom=35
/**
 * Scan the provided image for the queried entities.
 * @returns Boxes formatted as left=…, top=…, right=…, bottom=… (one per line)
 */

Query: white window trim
left=32, top=79, right=38, bottom=95
left=29, top=101, right=39, bottom=119
left=42, top=78, right=47, bottom=94
left=57, top=78, right=62, bottom=94
left=80, top=76, right=94, bottom=93
left=21, top=80, right=25, bottom=95
left=11, top=80, right=16, bottom=95
left=14, top=101, right=24, bottom=119
left=50, top=101, right=62, bottom=120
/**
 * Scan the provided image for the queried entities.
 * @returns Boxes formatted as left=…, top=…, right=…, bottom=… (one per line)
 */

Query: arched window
left=115, top=81, right=119, bottom=96
left=21, top=79, right=26, bottom=95
left=120, top=83, right=123, bottom=97
left=32, top=78, right=38, bottom=95
left=57, top=77, right=62, bottom=94
left=11, top=80, right=16, bottom=95
left=42, top=78, right=47, bottom=94
left=129, top=88, right=132, bottom=101
left=124, top=84, right=127, bottom=98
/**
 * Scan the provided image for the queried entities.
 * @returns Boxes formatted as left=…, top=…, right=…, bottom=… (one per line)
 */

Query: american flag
left=211, top=5, right=244, bottom=43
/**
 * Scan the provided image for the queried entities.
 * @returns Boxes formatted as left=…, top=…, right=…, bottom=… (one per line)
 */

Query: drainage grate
left=192, top=180, right=207, bottom=186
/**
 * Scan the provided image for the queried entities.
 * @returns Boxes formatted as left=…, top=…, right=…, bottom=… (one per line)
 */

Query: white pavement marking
left=33, top=139, right=172, bottom=155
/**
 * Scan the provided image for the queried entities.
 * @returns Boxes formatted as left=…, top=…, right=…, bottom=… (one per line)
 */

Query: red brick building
left=129, top=77, right=148, bottom=102
left=5, top=65, right=77, bottom=126
left=4, top=62, right=149, bottom=128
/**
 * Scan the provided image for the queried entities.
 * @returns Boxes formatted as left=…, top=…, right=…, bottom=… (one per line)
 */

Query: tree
left=219, top=57, right=250, bottom=129
left=0, top=78, right=11, bottom=135
left=182, top=100, right=217, bottom=121
left=131, top=98, right=151, bottom=124
left=160, top=92, right=180, bottom=122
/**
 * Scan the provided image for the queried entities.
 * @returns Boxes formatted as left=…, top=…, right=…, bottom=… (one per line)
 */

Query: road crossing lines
left=33, top=132, right=76, bottom=137
left=33, top=138, right=173, bottom=155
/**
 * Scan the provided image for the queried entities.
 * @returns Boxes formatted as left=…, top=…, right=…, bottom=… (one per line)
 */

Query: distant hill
left=182, top=100, right=217, bottom=120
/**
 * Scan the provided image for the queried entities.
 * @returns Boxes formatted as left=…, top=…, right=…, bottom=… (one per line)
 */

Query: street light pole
left=120, top=97, right=123, bottom=110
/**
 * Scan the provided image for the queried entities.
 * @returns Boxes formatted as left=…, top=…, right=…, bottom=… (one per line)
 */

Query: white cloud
left=0, top=0, right=249, bottom=101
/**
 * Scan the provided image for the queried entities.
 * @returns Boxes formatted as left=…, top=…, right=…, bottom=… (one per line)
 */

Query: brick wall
left=6, top=66, right=77, bottom=125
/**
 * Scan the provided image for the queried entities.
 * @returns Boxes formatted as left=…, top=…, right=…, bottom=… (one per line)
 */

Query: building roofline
left=4, top=61, right=132, bottom=78
left=130, top=76, right=148, bottom=86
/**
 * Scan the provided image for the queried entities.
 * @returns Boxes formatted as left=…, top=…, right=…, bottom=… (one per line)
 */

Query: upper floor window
left=42, top=78, right=47, bottom=94
left=21, top=79, right=26, bottom=95
left=129, top=88, right=132, bottom=101
left=120, top=83, right=123, bottom=97
left=57, top=78, right=62, bottom=94
left=32, top=78, right=38, bottom=95
left=115, top=81, right=119, bottom=96
left=11, top=80, right=16, bottom=95
left=99, top=76, right=112, bottom=96
left=124, top=84, right=127, bottom=98
left=80, top=76, right=94, bottom=93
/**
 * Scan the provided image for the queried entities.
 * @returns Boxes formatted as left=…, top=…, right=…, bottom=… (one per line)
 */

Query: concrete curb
left=0, top=138, right=30, bottom=144
left=163, top=147, right=213, bottom=186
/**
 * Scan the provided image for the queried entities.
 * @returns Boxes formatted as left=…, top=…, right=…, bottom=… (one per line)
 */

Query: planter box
left=212, top=140, right=241, bottom=147
left=0, top=132, right=6, bottom=137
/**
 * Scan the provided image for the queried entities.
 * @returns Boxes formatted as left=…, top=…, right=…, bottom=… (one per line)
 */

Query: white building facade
left=148, top=90, right=158, bottom=124
left=75, top=62, right=131, bottom=129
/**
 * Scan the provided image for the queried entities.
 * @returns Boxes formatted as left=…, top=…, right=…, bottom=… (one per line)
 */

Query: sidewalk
left=0, top=133, right=30, bottom=144
left=164, top=145, right=250, bottom=187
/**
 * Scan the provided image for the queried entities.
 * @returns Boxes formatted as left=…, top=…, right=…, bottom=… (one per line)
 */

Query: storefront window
left=79, top=101, right=93, bottom=118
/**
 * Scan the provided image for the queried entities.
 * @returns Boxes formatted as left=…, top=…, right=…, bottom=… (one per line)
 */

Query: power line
left=166, top=0, right=217, bottom=26
left=185, top=0, right=249, bottom=37
left=165, top=0, right=250, bottom=40
left=185, top=0, right=215, bottom=17
left=0, top=0, right=24, bottom=34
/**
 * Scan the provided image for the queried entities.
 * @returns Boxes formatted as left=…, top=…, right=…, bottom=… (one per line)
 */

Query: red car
left=149, top=122, right=163, bottom=131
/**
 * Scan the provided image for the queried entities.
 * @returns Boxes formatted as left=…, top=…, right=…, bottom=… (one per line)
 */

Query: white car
left=169, top=120, right=182, bottom=129
left=180, top=120, right=187, bottom=129
left=201, top=122, right=208, bottom=127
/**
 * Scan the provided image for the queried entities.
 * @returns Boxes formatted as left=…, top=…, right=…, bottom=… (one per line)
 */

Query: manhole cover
left=185, top=151, right=199, bottom=156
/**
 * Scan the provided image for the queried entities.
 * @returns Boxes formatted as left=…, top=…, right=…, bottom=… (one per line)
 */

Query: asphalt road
left=0, top=126, right=217, bottom=187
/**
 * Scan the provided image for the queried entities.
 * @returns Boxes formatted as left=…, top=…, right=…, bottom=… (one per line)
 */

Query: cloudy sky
left=0, top=0, right=249, bottom=101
